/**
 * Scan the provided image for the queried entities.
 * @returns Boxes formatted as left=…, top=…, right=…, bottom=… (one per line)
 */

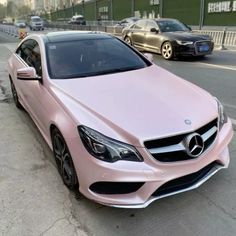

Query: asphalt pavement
left=0, top=31, right=236, bottom=236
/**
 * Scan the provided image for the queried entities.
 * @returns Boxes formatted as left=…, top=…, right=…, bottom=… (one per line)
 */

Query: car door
left=13, top=39, right=49, bottom=135
left=129, top=20, right=147, bottom=49
left=144, top=20, right=162, bottom=53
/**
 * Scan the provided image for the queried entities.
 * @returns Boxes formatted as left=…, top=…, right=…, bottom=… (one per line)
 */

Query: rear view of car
left=68, top=15, right=86, bottom=25
left=29, top=16, right=44, bottom=31
left=15, top=20, right=26, bottom=28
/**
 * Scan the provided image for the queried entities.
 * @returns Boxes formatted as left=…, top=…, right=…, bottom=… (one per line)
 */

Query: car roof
left=137, top=18, right=177, bottom=22
left=44, top=31, right=114, bottom=43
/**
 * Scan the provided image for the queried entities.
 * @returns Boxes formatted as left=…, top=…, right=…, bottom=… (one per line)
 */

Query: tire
left=52, top=128, right=78, bottom=190
left=161, top=41, right=173, bottom=60
left=124, top=36, right=132, bottom=46
left=10, top=80, right=23, bottom=109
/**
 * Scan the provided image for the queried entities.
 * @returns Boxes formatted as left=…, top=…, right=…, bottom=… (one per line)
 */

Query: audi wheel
left=161, top=41, right=173, bottom=60
left=124, top=36, right=132, bottom=46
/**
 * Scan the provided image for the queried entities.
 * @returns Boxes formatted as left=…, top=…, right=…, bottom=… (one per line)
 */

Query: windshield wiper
left=87, top=66, right=143, bottom=77
left=53, top=66, right=143, bottom=79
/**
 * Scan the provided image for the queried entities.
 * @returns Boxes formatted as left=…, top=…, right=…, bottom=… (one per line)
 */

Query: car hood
left=50, top=65, right=217, bottom=146
left=162, top=31, right=211, bottom=42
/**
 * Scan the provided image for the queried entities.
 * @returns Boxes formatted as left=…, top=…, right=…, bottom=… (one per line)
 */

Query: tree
left=0, top=3, right=6, bottom=19
left=6, top=1, right=17, bottom=18
left=18, top=5, right=31, bottom=17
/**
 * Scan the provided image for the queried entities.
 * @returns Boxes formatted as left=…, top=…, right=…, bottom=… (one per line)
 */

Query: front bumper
left=68, top=119, right=233, bottom=208
left=173, top=40, right=214, bottom=56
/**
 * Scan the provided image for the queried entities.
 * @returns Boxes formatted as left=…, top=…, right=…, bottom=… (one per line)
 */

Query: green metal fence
left=48, top=0, right=236, bottom=27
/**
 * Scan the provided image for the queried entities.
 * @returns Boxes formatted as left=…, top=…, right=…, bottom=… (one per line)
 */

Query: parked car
left=122, top=18, right=214, bottom=60
left=14, top=20, right=26, bottom=28
left=68, top=15, right=86, bottom=25
left=116, top=17, right=140, bottom=28
left=29, top=16, right=44, bottom=31
left=7, top=31, right=233, bottom=208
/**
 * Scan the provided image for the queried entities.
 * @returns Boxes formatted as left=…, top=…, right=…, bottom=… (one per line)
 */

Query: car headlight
left=78, top=126, right=143, bottom=163
left=215, top=98, right=228, bottom=130
left=176, top=40, right=194, bottom=45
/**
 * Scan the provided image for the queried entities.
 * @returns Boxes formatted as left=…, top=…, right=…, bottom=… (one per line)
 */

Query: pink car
left=7, top=31, right=233, bottom=208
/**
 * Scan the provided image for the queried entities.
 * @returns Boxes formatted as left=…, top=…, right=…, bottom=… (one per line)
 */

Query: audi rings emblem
left=184, top=133, right=204, bottom=157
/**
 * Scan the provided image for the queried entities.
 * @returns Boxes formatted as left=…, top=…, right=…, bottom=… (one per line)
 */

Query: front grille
left=152, top=161, right=218, bottom=197
left=195, top=41, right=212, bottom=54
left=144, top=118, right=218, bottom=162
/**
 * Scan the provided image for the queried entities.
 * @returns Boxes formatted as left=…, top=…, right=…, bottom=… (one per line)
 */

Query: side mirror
left=150, top=28, right=159, bottom=33
left=144, top=53, right=153, bottom=62
left=17, top=67, right=41, bottom=81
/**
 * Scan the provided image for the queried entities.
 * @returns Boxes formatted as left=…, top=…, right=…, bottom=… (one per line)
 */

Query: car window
left=146, top=20, right=159, bottom=31
left=156, top=20, right=189, bottom=32
left=46, top=37, right=150, bottom=79
left=32, top=18, right=41, bottom=22
left=133, top=20, right=147, bottom=30
left=16, top=39, right=42, bottom=76
left=16, top=39, right=36, bottom=62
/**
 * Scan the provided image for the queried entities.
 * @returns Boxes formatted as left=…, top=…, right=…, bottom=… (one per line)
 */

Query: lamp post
left=82, top=0, right=85, bottom=16
left=72, top=0, right=74, bottom=16
left=109, top=0, right=113, bottom=21
left=64, top=4, right=66, bottom=19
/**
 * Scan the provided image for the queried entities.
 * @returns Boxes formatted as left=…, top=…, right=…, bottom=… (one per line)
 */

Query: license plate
left=198, top=44, right=209, bottom=52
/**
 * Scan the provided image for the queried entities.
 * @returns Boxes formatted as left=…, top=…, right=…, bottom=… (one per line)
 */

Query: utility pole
left=159, top=0, right=163, bottom=18
left=110, top=0, right=113, bottom=21
left=131, top=0, right=135, bottom=17
left=199, top=0, right=205, bottom=30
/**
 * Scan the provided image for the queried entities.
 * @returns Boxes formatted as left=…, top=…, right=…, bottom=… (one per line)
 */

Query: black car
left=122, top=18, right=214, bottom=60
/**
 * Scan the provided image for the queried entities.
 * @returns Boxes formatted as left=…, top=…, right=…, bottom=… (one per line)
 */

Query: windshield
left=46, top=38, right=149, bottom=79
left=156, top=20, right=189, bottom=32
left=32, top=18, right=41, bottom=22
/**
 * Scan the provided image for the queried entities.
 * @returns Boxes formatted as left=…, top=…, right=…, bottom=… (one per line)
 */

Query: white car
left=29, top=16, right=44, bottom=31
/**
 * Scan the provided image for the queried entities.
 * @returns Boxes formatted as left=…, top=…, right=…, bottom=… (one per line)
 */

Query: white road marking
left=197, top=62, right=236, bottom=71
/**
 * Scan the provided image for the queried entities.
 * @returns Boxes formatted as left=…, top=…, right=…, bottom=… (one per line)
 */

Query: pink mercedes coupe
left=7, top=31, right=233, bottom=208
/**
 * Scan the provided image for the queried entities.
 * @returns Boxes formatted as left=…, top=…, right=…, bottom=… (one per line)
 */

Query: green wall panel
left=113, top=0, right=132, bottom=20
left=50, top=0, right=236, bottom=27
left=97, top=0, right=110, bottom=20
left=74, top=4, right=83, bottom=16
left=163, top=0, right=200, bottom=25
left=204, top=0, right=236, bottom=26
left=84, top=2, right=96, bottom=20
left=135, top=0, right=160, bottom=19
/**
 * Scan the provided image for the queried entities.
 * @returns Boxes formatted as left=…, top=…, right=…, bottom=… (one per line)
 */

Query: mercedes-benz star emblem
left=184, top=133, right=204, bottom=157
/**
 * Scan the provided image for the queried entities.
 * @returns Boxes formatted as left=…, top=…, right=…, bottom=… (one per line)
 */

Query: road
left=0, top=30, right=236, bottom=236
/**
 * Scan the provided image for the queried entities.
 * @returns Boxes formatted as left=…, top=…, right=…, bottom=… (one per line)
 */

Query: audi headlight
left=78, top=126, right=143, bottom=163
left=176, top=40, right=194, bottom=45
left=215, top=98, right=228, bottom=130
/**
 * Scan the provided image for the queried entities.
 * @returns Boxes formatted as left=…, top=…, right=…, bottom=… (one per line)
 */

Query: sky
left=0, top=0, right=6, bottom=5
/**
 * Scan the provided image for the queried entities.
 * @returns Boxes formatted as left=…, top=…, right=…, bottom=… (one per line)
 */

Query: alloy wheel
left=10, top=80, right=22, bottom=109
left=52, top=130, right=78, bottom=190
left=124, top=36, right=132, bottom=45
left=162, top=42, right=173, bottom=60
